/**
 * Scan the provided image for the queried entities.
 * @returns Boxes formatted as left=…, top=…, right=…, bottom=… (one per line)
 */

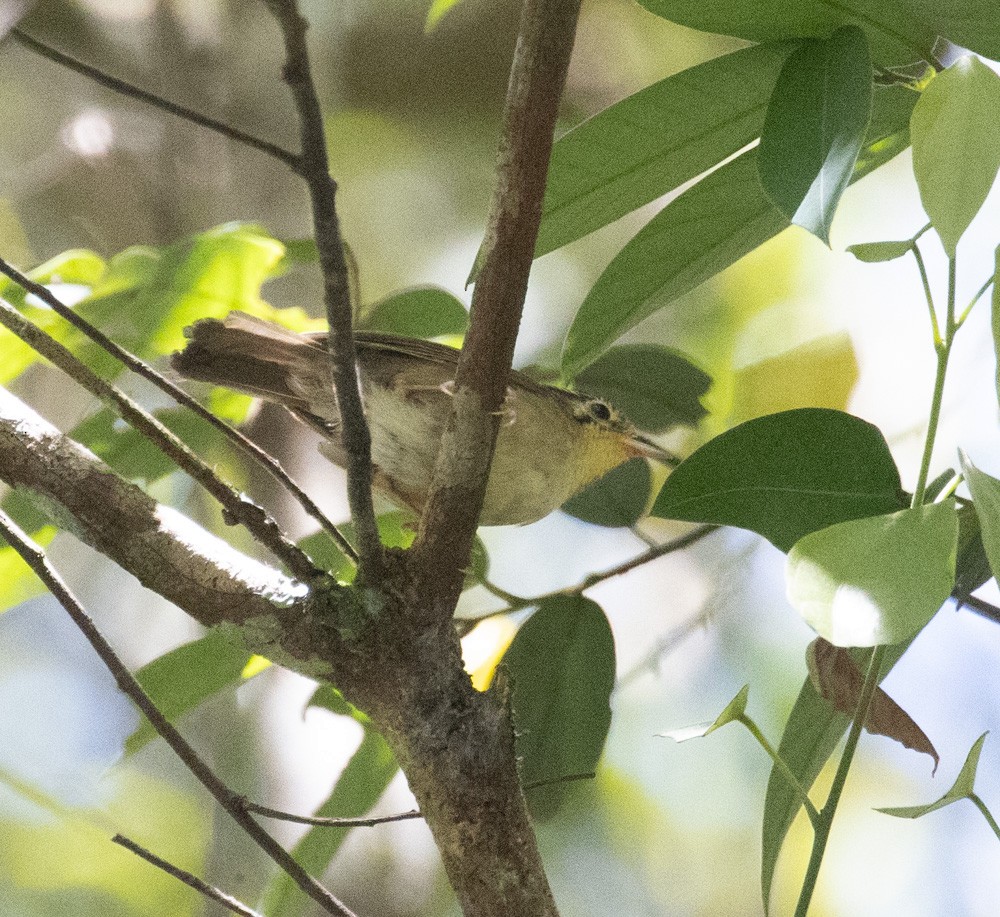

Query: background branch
left=9, top=28, right=300, bottom=168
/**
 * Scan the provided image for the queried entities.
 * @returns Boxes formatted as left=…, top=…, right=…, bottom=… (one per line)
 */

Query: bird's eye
left=588, top=400, right=612, bottom=421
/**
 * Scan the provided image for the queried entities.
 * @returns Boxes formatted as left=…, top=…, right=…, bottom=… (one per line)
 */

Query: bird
left=171, top=311, right=673, bottom=526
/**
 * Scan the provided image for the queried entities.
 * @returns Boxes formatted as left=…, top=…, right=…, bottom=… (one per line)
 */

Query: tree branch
left=9, top=28, right=300, bottom=169
left=262, top=0, right=384, bottom=577
left=412, top=0, right=583, bottom=613
left=0, top=255, right=357, bottom=563
left=112, top=834, right=266, bottom=917
left=0, top=298, right=318, bottom=581
left=0, top=506, right=356, bottom=917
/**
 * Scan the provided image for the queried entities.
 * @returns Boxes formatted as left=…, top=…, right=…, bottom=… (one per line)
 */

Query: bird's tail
left=171, top=311, right=329, bottom=410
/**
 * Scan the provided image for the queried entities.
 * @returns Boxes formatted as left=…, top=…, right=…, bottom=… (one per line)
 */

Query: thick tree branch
left=263, top=0, right=384, bottom=577
left=413, top=0, right=583, bottom=613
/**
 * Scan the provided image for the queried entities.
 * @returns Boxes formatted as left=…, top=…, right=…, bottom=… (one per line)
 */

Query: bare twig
left=0, top=256, right=357, bottom=564
left=9, top=28, right=300, bottom=169
left=0, top=298, right=318, bottom=581
left=412, top=0, right=584, bottom=615
left=263, top=0, right=384, bottom=577
left=239, top=771, right=595, bottom=827
left=112, top=835, right=265, bottom=917
left=0, top=511, right=355, bottom=917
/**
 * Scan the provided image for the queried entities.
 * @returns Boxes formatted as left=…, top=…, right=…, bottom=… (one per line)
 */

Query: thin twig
left=263, top=0, right=384, bottom=577
left=112, top=835, right=266, bottom=917
left=0, top=298, right=318, bottom=582
left=239, top=771, right=595, bottom=827
left=10, top=28, right=300, bottom=169
left=0, top=256, right=357, bottom=563
left=0, top=511, right=356, bottom=917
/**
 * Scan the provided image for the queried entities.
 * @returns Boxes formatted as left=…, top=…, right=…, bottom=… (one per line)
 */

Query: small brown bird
left=172, top=312, right=671, bottom=525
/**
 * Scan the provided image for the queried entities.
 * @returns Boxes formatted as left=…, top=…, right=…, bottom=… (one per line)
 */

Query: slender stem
left=10, top=29, right=299, bottom=169
left=969, top=793, right=1000, bottom=842
left=263, top=0, right=384, bottom=577
left=0, top=298, right=318, bottom=581
left=0, top=511, right=355, bottom=917
left=478, top=525, right=717, bottom=614
left=913, top=257, right=957, bottom=508
left=956, top=273, right=995, bottom=327
left=739, top=716, right=819, bottom=826
left=112, top=835, right=265, bottom=917
left=0, top=255, right=357, bottom=564
left=794, top=646, right=886, bottom=917
left=910, top=243, right=941, bottom=346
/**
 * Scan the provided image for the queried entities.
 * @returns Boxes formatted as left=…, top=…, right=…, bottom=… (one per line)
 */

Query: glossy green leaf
left=535, top=42, right=795, bottom=257
left=787, top=501, right=958, bottom=646
left=877, top=732, right=988, bottom=819
left=911, top=57, right=1000, bottom=256
left=659, top=684, right=749, bottom=742
left=572, top=344, right=710, bottom=431
left=960, top=453, right=1000, bottom=588
left=262, top=728, right=398, bottom=917
left=759, top=27, right=872, bottom=243
left=360, top=286, right=468, bottom=338
left=633, top=1, right=1000, bottom=67
left=504, top=596, right=615, bottom=813
left=652, top=409, right=904, bottom=551
left=561, top=150, right=787, bottom=378
left=559, top=84, right=912, bottom=377
left=124, top=629, right=254, bottom=754
left=562, top=458, right=651, bottom=528
left=847, top=240, right=913, bottom=262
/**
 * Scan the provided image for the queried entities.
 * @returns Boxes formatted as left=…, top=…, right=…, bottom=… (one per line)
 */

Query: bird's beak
left=625, top=433, right=680, bottom=467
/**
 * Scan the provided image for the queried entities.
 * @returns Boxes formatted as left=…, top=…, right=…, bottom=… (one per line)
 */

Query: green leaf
left=954, top=500, right=993, bottom=602
left=535, top=42, right=795, bottom=257
left=911, top=57, right=1000, bottom=256
left=124, top=630, right=254, bottom=754
left=561, top=150, right=787, bottom=378
left=307, top=684, right=370, bottom=726
left=633, top=1, right=1000, bottom=67
left=960, top=453, right=1000, bottom=588
left=299, top=512, right=415, bottom=583
left=504, top=596, right=615, bottom=814
left=877, top=732, right=988, bottom=819
left=560, top=83, right=913, bottom=376
left=994, top=247, right=1000, bottom=408
left=786, top=501, right=958, bottom=646
left=659, top=684, right=750, bottom=742
left=847, top=240, right=913, bottom=262
left=561, top=458, right=651, bottom=528
left=651, top=409, right=904, bottom=551
left=758, top=27, right=872, bottom=243
left=359, top=286, right=468, bottom=338
left=261, top=728, right=398, bottom=917
left=572, top=344, right=710, bottom=431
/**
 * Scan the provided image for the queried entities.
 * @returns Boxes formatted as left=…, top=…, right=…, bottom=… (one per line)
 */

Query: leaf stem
left=969, top=793, right=1000, bottom=841
left=738, top=715, right=820, bottom=826
left=794, top=645, right=886, bottom=917
left=913, top=256, right=957, bottom=506
left=910, top=242, right=940, bottom=345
